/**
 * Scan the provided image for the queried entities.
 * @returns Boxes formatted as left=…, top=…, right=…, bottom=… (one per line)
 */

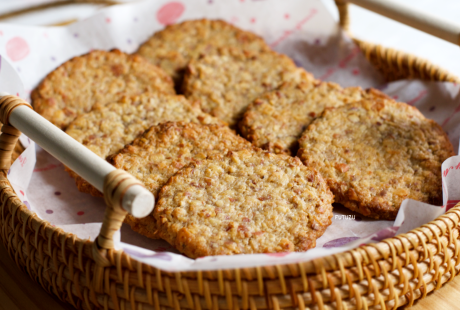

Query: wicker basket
left=2, top=1, right=460, bottom=309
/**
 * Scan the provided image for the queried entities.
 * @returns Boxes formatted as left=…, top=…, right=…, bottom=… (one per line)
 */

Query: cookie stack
left=33, top=19, right=454, bottom=258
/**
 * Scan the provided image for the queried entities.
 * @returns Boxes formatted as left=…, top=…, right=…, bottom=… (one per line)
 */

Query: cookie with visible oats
left=65, top=93, right=222, bottom=197
left=298, top=99, right=454, bottom=220
left=137, top=19, right=270, bottom=84
left=183, top=49, right=313, bottom=127
left=32, top=49, right=174, bottom=129
left=154, top=149, right=334, bottom=258
left=239, top=81, right=388, bottom=155
left=110, top=122, right=252, bottom=239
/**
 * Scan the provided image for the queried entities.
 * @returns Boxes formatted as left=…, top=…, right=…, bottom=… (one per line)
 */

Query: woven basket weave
left=2, top=1, right=460, bottom=309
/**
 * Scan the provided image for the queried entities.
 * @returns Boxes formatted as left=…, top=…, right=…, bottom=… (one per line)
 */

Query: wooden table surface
left=0, top=242, right=458, bottom=310
left=0, top=243, right=74, bottom=310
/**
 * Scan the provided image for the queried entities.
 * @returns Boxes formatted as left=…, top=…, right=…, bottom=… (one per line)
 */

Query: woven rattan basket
left=2, top=1, right=460, bottom=309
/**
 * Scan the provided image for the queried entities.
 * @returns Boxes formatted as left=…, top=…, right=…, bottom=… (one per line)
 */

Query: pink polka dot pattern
left=6, top=37, right=30, bottom=62
left=156, top=2, right=185, bottom=25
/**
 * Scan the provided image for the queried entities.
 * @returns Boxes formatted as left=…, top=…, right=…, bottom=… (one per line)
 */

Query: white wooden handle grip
left=346, top=0, right=460, bottom=46
left=6, top=100, right=154, bottom=218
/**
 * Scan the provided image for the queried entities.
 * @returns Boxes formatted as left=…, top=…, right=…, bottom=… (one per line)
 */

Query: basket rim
left=352, top=38, right=460, bottom=83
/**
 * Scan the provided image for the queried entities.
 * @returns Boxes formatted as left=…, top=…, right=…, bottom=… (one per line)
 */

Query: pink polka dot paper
left=6, top=37, right=30, bottom=62
left=157, top=2, right=185, bottom=25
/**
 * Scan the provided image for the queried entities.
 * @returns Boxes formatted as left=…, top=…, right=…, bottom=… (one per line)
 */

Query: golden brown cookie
left=137, top=19, right=270, bottom=84
left=298, top=98, right=454, bottom=220
left=155, top=149, right=334, bottom=258
left=65, top=93, right=222, bottom=197
left=183, top=49, right=313, bottom=127
left=239, top=82, right=388, bottom=155
left=32, top=49, right=174, bottom=129
left=110, top=122, right=252, bottom=239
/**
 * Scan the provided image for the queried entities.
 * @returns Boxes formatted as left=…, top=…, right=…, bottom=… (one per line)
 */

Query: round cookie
left=32, top=49, right=174, bottom=129
left=155, top=149, right=334, bottom=258
left=137, top=19, right=270, bottom=83
left=65, top=93, right=222, bottom=197
left=183, top=49, right=313, bottom=127
left=298, top=98, right=454, bottom=220
left=110, top=122, right=252, bottom=239
left=240, top=81, right=389, bottom=155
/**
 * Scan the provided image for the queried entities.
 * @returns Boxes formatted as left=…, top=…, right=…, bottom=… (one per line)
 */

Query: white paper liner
left=0, top=0, right=458, bottom=271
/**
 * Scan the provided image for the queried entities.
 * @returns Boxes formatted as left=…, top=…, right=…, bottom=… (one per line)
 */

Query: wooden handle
left=338, top=0, right=460, bottom=46
left=0, top=95, right=154, bottom=219
left=0, top=94, right=154, bottom=266
left=0, top=94, right=155, bottom=286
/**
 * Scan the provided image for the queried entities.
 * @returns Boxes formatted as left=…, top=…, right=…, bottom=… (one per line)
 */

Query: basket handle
left=0, top=95, right=154, bottom=266
left=335, top=0, right=460, bottom=46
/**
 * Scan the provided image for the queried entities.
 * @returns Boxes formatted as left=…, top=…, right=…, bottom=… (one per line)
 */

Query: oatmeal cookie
left=137, top=19, right=270, bottom=83
left=240, top=82, right=388, bottom=154
left=298, top=99, right=454, bottom=220
left=110, top=122, right=252, bottom=239
left=32, top=49, right=174, bottom=129
left=183, top=49, right=313, bottom=126
left=155, top=149, right=334, bottom=258
left=65, top=93, right=222, bottom=197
